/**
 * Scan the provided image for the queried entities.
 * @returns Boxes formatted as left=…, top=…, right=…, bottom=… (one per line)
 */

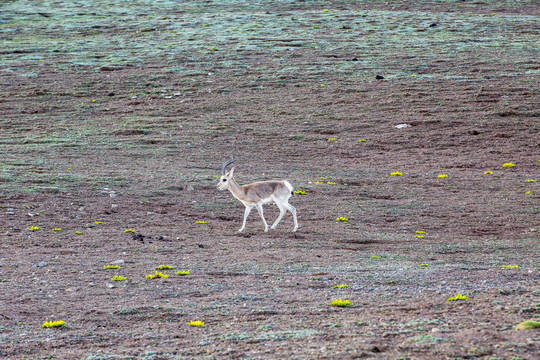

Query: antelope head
left=217, top=157, right=236, bottom=191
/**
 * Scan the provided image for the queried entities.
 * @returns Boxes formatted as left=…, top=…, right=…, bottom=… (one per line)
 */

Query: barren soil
left=0, top=1, right=539, bottom=359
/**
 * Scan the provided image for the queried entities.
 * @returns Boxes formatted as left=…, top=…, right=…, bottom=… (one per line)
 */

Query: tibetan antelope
left=217, top=158, right=298, bottom=233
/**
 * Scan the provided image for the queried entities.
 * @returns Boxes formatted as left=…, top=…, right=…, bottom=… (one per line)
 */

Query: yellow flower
left=415, top=235, right=425, bottom=238
left=502, top=163, right=516, bottom=168
left=390, top=171, right=403, bottom=176
left=415, top=231, right=425, bottom=234
left=124, top=229, right=136, bottom=233
left=525, top=191, right=531, bottom=194
left=418, top=264, right=429, bottom=267
left=483, top=171, right=493, bottom=175
left=146, top=271, right=169, bottom=279
left=327, top=138, right=336, bottom=141
left=357, top=139, right=366, bottom=143
left=175, top=270, right=190, bottom=276
left=75, top=231, right=83, bottom=235
left=42, top=320, right=65, bottom=328
left=502, top=265, right=519, bottom=269
left=334, top=284, right=349, bottom=289
left=525, top=179, right=536, bottom=183
left=111, top=276, right=127, bottom=281
left=104, top=265, right=120, bottom=269
left=294, top=190, right=307, bottom=195
left=336, top=217, right=348, bottom=222
left=370, top=256, right=380, bottom=259
left=313, top=181, right=324, bottom=184
left=515, top=320, right=540, bottom=330
left=195, top=221, right=207, bottom=224
left=437, top=174, right=448, bottom=179
left=156, top=265, right=175, bottom=270
left=327, top=181, right=336, bottom=185
left=331, top=299, right=351, bottom=307
left=447, top=293, right=468, bottom=302
left=188, top=320, right=205, bottom=327
left=29, top=226, right=39, bottom=231
left=95, top=221, right=103, bottom=225
left=52, top=228, right=61, bottom=231
left=320, top=177, right=329, bottom=180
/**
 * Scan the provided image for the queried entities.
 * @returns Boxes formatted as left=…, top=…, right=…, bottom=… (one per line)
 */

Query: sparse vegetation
left=1, top=0, right=537, bottom=358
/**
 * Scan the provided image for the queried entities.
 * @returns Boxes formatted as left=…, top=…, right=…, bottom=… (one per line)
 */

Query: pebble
left=111, top=260, right=124, bottom=264
left=39, top=262, right=48, bottom=267
left=431, top=328, right=443, bottom=333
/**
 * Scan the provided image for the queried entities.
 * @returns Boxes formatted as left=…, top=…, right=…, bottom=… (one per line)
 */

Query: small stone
left=431, top=328, right=443, bottom=333
left=107, top=283, right=115, bottom=288
left=395, top=124, right=412, bottom=129
left=429, top=23, right=437, bottom=27
left=376, top=75, right=385, bottom=80
left=39, top=262, right=47, bottom=267
left=89, top=282, right=95, bottom=286
left=111, top=260, right=124, bottom=264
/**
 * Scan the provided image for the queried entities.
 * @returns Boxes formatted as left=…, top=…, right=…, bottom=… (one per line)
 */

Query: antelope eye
left=222, top=179, right=227, bottom=182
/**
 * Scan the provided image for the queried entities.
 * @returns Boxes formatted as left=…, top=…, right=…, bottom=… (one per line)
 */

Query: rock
left=395, top=124, right=412, bottom=129
left=111, top=260, right=124, bottom=264
left=107, top=283, right=116, bottom=288
left=431, top=328, right=443, bottom=333
left=429, top=23, right=437, bottom=27
left=38, top=262, right=47, bottom=267
left=376, top=75, right=385, bottom=80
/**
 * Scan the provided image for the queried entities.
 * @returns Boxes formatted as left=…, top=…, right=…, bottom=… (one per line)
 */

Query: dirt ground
left=0, top=0, right=539, bottom=359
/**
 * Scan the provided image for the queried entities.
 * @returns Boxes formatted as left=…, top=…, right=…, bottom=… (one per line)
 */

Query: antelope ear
left=227, top=167, right=234, bottom=177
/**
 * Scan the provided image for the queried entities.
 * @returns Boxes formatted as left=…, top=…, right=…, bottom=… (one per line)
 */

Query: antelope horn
left=221, top=157, right=236, bottom=175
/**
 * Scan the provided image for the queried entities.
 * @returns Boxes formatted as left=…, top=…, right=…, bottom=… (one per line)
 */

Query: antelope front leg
left=238, top=205, right=253, bottom=232
left=256, top=204, right=269, bottom=232
left=270, top=204, right=286, bottom=231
